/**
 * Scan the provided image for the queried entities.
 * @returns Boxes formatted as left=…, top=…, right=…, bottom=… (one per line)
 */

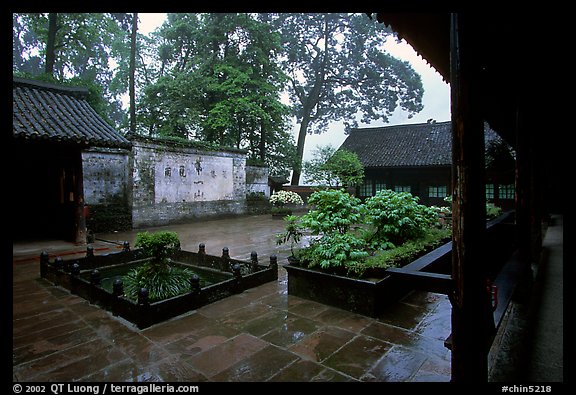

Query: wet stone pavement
left=13, top=215, right=452, bottom=382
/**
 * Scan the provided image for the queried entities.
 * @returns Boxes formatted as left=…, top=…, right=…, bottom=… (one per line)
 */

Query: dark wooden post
left=73, top=150, right=87, bottom=244
left=251, top=251, right=259, bottom=272
left=514, top=106, right=536, bottom=302
left=449, top=13, right=494, bottom=382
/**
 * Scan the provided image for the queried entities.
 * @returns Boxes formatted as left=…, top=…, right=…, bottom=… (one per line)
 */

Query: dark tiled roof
left=340, top=121, right=499, bottom=168
left=13, top=77, right=131, bottom=149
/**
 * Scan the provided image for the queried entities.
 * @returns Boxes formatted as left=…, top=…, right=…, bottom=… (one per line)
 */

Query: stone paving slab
left=13, top=214, right=453, bottom=382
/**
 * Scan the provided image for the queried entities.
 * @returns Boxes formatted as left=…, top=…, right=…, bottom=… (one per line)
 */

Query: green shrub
left=125, top=230, right=189, bottom=302
left=347, top=227, right=451, bottom=276
left=294, top=189, right=367, bottom=270
left=364, top=189, right=437, bottom=247
left=300, top=189, right=363, bottom=235
left=276, top=215, right=303, bottom=256
left=134, top=231, right=180, bottom=263
left=280, top=189, right=450, bottom=276
left=486, top=203, right=503, bottom=219
left=298, top=232, right=369, bottom=271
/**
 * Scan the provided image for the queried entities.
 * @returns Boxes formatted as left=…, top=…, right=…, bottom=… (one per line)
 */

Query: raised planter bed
left=286, top=211, right=516, bottom=317
left=40, top=244, right=278, bottom=329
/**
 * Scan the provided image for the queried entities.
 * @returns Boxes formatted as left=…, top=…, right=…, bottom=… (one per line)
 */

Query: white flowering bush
left=269, top=190, right=304, bottom=207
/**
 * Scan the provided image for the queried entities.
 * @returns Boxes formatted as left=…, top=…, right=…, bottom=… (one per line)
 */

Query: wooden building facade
left=340, top=121, right=515, bottom=209
left=12, top=77, right=131, bottom=243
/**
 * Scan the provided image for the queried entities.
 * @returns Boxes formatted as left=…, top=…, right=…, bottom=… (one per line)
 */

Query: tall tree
left=140, top=13, right=294, bottom=175
left=44, top=13, right=57, bottom=75
left=268, top=13, right=424, bottom=185
left=129, top=13, right=138, bottom=134
left=13, top=13, right=133, bottom=128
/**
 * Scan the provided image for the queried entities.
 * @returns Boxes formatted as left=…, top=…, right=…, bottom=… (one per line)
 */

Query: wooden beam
left=449, top=13, right=495, bottom=382
left=386, top=269, right=452, bottom=295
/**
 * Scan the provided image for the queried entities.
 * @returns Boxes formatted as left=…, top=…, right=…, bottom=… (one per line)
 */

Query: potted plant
left=269, top=190, right=304, bottom=217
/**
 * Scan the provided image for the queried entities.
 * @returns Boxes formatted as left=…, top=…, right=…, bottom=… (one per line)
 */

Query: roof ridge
left=13, top=76, right=89, bottom=98
left=349, top=120, right=452, bottom=133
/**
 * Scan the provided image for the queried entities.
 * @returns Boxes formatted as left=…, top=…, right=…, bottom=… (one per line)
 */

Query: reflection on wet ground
left=13, top=214, right=452, bottom=382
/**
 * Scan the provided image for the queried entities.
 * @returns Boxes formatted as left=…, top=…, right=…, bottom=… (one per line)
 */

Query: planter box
left=40, top=246, right=278, bottom=329
left=285, top=264, right=411, bottom=317
left=285, top=211, right=517, bottom=317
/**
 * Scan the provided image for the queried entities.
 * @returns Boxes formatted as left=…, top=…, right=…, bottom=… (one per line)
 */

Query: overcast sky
left=138, top=13, right=450, bottom=163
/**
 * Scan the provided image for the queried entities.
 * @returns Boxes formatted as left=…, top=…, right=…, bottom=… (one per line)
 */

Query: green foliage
left=303, top=145, right=364, bottom=187
left=276, top=215, right=303, bottom=256
left=267, top=13, right=424, bottom=184
left=295, top=189, right=368, bottom=270
left=347, top=227, right=451, bottom=276
left=124, top=230, right=189, bottom=302
left=140, top=13, right=294, bottom=175
left=280, top=189, right=448, bottom=274
left=13, top=13, right=134, bottom=129
left=301, top=189, right=363, bottom=235
left=299, top=232, right=369, bottom=271
left=123, top=263, right=194, bottom=302
left=326, top=149, right=365, bottom=187
left=134, top=231, right=181, bottom=263
left=486, top=203, right=503, bottom=219
left=363, top=189, right=437, bottom=247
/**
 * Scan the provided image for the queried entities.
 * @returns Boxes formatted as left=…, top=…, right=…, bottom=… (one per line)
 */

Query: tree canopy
left=303, top=144, right=364, bottom=188
left=13, top=12, right=424, bottom=180
left=266, top=13, right=424, bottom=184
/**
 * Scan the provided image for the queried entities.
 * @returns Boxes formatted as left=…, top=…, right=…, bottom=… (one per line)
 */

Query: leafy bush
left=125, top=231, right=190, bottom=302
left=364, top=189, right=437, bottom=247
left=300, top=189, right=363, bottom=235
left=134, top=231, right=180, bottom=262
left=346, top=227, right=451, bottom=276
left=276, top=215, right=303, bottom=256
left=279, top=189, right=451, bottom=276
left=486, top=202, right=503, bottom=219
left=299, top=232, right=369, bottom=271
left=294, top=189, right=367, bottom=270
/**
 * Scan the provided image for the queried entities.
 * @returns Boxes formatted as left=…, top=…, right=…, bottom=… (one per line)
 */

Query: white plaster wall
left=154, top=153, right=235, bottom=203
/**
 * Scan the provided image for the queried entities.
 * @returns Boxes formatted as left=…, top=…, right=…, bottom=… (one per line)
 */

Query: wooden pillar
left=449, top=13, right=495, bottom=382
left=73, top=150, right=87, bottom=244
left=514, top=105, right=541, bottom=301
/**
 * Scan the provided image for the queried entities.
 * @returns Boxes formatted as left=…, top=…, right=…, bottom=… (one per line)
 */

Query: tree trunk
left=290, top=14, right=330, bottom=186
left=129, top=13, right=138, bottom=134
left=45, top=13, right=58, bottom=75
left=290, top=113, right=312, bottom=185
left=259, top=119, right=266, bottom=162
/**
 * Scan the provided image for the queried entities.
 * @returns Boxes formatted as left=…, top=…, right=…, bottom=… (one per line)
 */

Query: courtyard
left=13, top=214, right=452, bottom=382
left=13, top=213, right=562, bottom=382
